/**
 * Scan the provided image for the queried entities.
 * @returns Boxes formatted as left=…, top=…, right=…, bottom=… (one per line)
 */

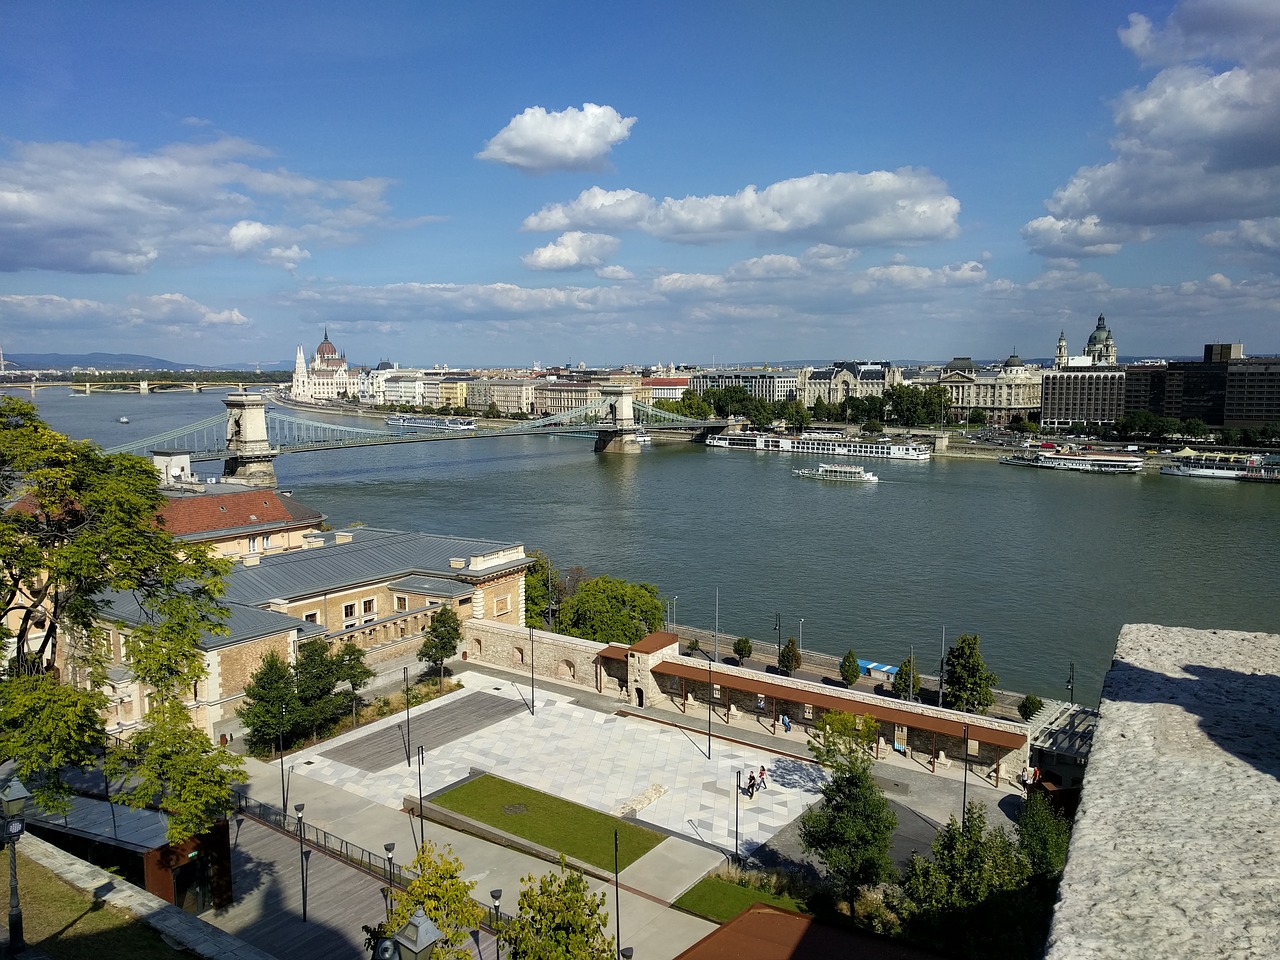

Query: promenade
left=209, top=653, right=1020, bottom=960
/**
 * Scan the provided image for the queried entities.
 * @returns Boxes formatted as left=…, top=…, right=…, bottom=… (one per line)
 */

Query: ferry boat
left=117, top=416, right=129, bottom=424
left=384, top=415, right=477, bottom=431
left=793, top=462, right=879, bottom=483
left=634, top=429, right=652, bottom=445
left=1160, top=450, right=1267, bottom=481
left=999, top=450, right=1143, bottom=474
left=706, top=431, right=930, bottom=461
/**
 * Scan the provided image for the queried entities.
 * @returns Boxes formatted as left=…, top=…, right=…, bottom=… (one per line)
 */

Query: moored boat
left=1160, top=449, right=1265, bottom=480
left=385, top=414, right=476, bottom=431
left=707, top=430, right=930, bottom=461
left=793, top=462, right=879, bottom=483
left=999, top=449, right=1143, bottom=474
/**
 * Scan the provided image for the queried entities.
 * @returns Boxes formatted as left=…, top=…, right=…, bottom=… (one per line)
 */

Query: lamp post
left=404, top=666, right=412, bottom=768
left=961, top=722, right=970, bottom=828
left=384, top=841, right=396, bottom=921
left=614, top=830, right=622, bottom=960
left=391, top=905, right=444, bottom=960
left=294, top=803, right=308, bottom=922
left=529, top=625, right=535, bottom=717
left=489, top=888, right=502, bottom=927
left=416, top=745, right=425, bottom=841
left=774, top=612, right=780, bottom=658
left=2, top=776, right=32, bottom=957
left=734, top=770, right=740, bottom=862
left=798, top=618, right=803, bottom=657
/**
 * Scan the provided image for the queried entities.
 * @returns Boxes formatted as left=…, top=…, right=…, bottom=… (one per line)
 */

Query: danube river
left=21, top=388, right=1280, bottom=705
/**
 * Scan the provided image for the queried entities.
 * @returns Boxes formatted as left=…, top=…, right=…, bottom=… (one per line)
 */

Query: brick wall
left=463, top=619, right=609, bottom=690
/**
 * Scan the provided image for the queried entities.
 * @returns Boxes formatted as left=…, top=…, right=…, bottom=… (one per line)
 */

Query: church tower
left=291, top=344, right=309, bottom=400
left=1055, top=331, right=1068, bottom=370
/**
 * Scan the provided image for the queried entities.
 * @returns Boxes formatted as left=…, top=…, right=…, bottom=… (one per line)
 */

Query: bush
left=1018, top=693, right=1044, bottom=722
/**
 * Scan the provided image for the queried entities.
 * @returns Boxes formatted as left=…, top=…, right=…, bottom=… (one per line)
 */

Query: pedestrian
left=758, top=765, right=767, bottom=791
left=780, top=714, right=792, bottom=733
left=746, top=771, right=757, bottom=798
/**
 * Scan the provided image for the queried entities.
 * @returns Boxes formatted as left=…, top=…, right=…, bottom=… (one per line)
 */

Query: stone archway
left=512, top=647, right=525, bottom=666
left=557, top=659, right=575, bottom=681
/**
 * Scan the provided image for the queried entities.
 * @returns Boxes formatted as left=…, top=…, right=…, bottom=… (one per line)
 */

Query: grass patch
left=432, top=774, right=664, bottom=872
left=675, top=875, right=807, bottom=924
left=14, top=851, right=186, bottom=959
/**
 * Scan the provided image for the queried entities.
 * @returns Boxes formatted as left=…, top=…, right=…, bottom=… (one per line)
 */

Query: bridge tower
left=222, top=392, right=278, bottom=486
left=594, top=384, right=642, bottom=454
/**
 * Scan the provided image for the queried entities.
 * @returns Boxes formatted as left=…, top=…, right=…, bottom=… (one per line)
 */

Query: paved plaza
left=294, top=680, right=827, bottom=857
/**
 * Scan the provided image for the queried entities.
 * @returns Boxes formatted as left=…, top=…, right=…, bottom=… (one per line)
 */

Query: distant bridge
left=104, top=388, right=728, bottom=487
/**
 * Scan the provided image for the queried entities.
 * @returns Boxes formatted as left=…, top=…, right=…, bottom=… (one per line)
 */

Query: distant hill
left=3, top=353, right=292, bottom=372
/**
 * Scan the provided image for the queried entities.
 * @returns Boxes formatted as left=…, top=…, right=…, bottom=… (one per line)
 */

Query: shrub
left=1018, top=693, right=1044, bottom=722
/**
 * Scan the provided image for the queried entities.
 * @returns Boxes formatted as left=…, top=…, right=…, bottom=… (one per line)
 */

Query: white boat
left=384, top=414, right=476, bottom=431
left=1160, top=450, right=1266, bottom=480
left=706, top=431, right=930, bottom=461
left=634, top=429, right=651, bottom=445
left=793, top=462, right=879, bottom=483
left=117, top=416, right=129, bottom=424
left=1000, top=449, right=1143, bottom=474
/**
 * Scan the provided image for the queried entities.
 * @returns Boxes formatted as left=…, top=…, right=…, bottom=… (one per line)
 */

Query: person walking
left=758, top=765, right=767, bottom=791
left=746, top=771, right=757, bottom=798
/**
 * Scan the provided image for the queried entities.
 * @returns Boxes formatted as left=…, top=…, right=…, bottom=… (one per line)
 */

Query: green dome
left=1087, top=315, right=1111, bottom=347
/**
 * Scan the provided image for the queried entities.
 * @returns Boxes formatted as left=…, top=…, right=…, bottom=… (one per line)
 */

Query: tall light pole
left=614, top=830, right=622, bottom=960
left=2, top=776, right=31, bottom=957
left=530, top=625, right=535, bottom=717
left=404, top=666, right=412, bottom=767
left=774, top=612, right=780, bottom=658
left=734, top=770, right=740, bottom=862
left=798, top=618, right=804, bottom=657
left=384, top=842, right=396, bottom=922
left=713, top=588, right=719, bottom=664
left=416, top=745, right=425, bottom=843
left=294, top=802, right=308, bottom=922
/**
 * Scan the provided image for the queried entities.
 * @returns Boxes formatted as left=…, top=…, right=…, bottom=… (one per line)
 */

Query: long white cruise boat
left=706, top=431, right=930, bottom=461
left=999, top=450, right=1143, bottom=474
left=793, top=462, right=879, bottom=483
left=1160, top=450, right=1266, bottom=481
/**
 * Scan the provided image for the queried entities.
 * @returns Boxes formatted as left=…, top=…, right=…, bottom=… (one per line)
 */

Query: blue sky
left=2, top=1, right=1279, bottom=368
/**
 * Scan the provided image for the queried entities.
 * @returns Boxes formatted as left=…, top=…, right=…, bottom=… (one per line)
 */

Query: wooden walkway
left=209, top=817, right=495, bottom=959
left=321, top=691, right=526, bottom=772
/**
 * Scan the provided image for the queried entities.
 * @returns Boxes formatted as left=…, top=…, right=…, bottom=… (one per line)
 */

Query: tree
left=732, top=635, right=753, bottom=664
left=237, top=651, right=301, bottom=755
left=863, top=418, right=884, bottom=434
left=892, top=654, right=921, bottom=701
left=363, top=840, right=485, bottom=959
left=799, top=755, right=897, bottom=902
left=524, top=549, right=562, bottom=630
left=775, top=399, right=810, bottom=431
left=1017, top=693, right=1043, bottom=722
left=777, top=636, right=801, bottom=675
left=485, top=400, right=502, bottom=419
left=944, top=634, right=998, bottom=714
left=0, top=398, right=240, bottom=838
left=884, top=384, right=925, bottom=426
left=839, top=649, right=861, bottom=687
left=498, top=857, right=615, bottom=960
left=293, top=638, right=343, bottom=740
left=968, top=409, right=988, bottom=426
left=808, top=711, right=879, bottom=771
left=419, top=605, right=463, bottom=684
left=1018, top=792, right=1071, bottom=879
left=557, top=576, right=663, bottom=645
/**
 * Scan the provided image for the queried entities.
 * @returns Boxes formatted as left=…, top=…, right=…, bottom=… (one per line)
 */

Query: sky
left=2, top=0, right=1279, bottom=369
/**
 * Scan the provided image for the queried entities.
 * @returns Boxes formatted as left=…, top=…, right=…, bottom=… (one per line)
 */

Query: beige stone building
left=800, top=361, right=902, bottom=407
left=466, top=378, right=538, bottom=415
left=933, top=355, right=1043, bottom=425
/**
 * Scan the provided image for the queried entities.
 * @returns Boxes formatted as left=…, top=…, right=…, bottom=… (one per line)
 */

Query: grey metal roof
left=101, top=593, right=325, bottom=650
left=388, top=575, right=474, bottom=598
left=224, top=527, right=529, bottom=604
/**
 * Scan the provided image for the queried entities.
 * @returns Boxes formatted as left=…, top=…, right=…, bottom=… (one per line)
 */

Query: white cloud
left=1027, top=2, right=1280, bottom=259
left=477, top=103, right=637, bottom=173
left=521, top=231, right=620, bottom=271
left=524, top=169, right=959, bottom=247
left=595, top=264, right=633, bottom=281
left=1205, top=217, right=1280, bottom=257
left=0, top=292, right=254, bottom=351
left=0, top=136, right=397, bottom=274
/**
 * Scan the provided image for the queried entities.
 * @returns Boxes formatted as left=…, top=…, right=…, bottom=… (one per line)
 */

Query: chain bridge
left=104, top=388, right=728, bottom=487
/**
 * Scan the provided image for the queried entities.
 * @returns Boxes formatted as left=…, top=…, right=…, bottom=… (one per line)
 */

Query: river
left=17, top=387, right=1280, bottom=706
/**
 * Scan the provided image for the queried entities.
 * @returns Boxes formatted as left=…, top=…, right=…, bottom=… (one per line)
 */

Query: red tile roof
left=160, top=491, right=324, bottom=537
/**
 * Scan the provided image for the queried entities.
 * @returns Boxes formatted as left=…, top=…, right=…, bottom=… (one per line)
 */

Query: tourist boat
left=117, top=416, right=129, bottom=424
left=1161, top=449, right=1274, bottom=481
left=384, top=415, right=477, bottom=431
left=634, top=429, right=652, bottom=445
left=793, top=462, right=879, bottom=483
left=999, top=450, right=1143, bottom=474
left=706, top=431, right=930, bottom=461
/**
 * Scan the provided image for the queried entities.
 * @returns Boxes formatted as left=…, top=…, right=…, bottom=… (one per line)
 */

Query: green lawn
left=14, top=851, right=186, bottom=959
left=675, top=876, right=807, bottom=924
left=431, top=775, right=665, bottom=872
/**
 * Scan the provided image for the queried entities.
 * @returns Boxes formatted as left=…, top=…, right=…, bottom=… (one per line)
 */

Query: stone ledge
left=18, top=834, right=279, bottom=960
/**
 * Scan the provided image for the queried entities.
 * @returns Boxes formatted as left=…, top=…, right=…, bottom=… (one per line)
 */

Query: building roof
left=160, top=489, right=326, bottom=539
left=674, top=903, right=945, bottom=960
left=101, top=593, right=325, bottom=650
left=1045, top=624, right=1280, bottom=959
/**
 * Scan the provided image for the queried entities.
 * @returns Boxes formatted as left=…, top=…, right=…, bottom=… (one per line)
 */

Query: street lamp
left=294, top=803, right=308, bottom=922
left=2, top=775, right=32, bottom=956
left=489, top=888, right=502, bottom=927
left=392, top=905, right=443, bottom=960
left=384, top=841, right=397, bottom=921
left=798, top=618, right=803, bottom=657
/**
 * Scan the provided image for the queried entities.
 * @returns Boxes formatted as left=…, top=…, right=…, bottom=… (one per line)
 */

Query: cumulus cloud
left=521, top=231, right=620, bottom=271
left=477, top=103, right=637, bottom=173
left=1026, top=2, right=1280, bottom=259
left=524, top=169, right=959, bottom=247
left=0, top=136, right=396, bottom=274
left=1205, top=217, right=1280, bottom=256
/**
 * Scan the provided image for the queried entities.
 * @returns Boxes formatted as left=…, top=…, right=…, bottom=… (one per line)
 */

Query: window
left=494, top=596, right=510, bottom=616
left=262, top=534, right=271, bottom=549
left=248, top=535, right=259, bottom=553
left=343, top=603, right=356, bottom=619
left=304, top=612, right=318, bottom=624
left=363, top=598, right=375, bottom=615
left=396, top=596, right=408, bottom=612
left=712, top=684, right=721, bottom=699
left=802, top=703, right=814, bottom=720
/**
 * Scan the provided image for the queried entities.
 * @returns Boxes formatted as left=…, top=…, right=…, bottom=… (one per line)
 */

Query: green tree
left=333, top=640, right=376, bottom=713
left=237, top=651, right=301, bottom=755
left=839, top=649, right=861, bottom=687
left=557, top=576, right=663, bottom=645
left=776, top=399, right=810, bottom=431
left=944, top=633, right=998, bottom=714
left=812, top=395, right=831, bottom=422
left=1018, top=792, right=1071, bottom=879
left=363, top=840, right=485, bottom=959
left=1017, top=693, right=1044, bottom=722
left=921, top=384, right=951, bottom=426
left=293, top=638, right=343, bottom=740
left=419, top=606, right=463, bottom=684
left=498, top=857, right=615, bottom=960
left=863, top=418, right=884, bottom=434
left=732, top=635, right=753, bottom=663
left=884, top=384, right=925, bottom=427
left=777, top=636, right=801, bottom=675
left=808, top=711, right=879, bottom=770
left=799, top=753, right=897, bottom=901
left=524, top=549, right=562, bottom=630
left=0, top=398, right=240, bottom=837
left=1183, top=417, right=1209, bottom=438
left=892, top=654, right=921, bottom=701
left=968, top=409, right=988, bottom=426
left=485, top=400, right=502, bottom=419
left=677, top=389, right=714, bottom=420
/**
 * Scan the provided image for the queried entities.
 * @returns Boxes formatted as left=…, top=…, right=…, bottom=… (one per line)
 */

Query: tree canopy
left=557, top=576, right=663, bottom=645
left=363, top=840, right=484, bottom=960
left=892, top=654, right=921, bottom=701
left=418, top=605, right=463, bottom=671
left=732, top=635, right=753, bottom=663
left=944, top=634, right=998, bottom=714
left=0, top=397, right=241, bottom=839
left=839, top=649, right=860, bottom=687
left=524, top=549, right=562, bottom=630
left=777, top=635, right=802, bottom=675
left=498, top=857, right=615, bottom=960
left=800, top=746, right=897, bottom=901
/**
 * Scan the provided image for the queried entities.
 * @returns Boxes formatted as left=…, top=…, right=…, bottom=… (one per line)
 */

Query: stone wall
left=463, top=619, right=611, bottom=690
